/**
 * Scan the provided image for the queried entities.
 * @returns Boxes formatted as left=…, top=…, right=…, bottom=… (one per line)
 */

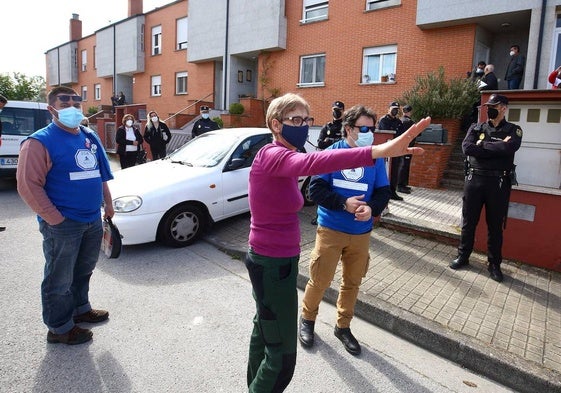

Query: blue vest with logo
left=317, top=140, right=389, bottom=234
left=29, top=123, right=113, bottom=223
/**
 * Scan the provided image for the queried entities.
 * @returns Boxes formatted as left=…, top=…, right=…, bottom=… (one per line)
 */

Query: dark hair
left=510, top=44, right=520, bottom=51
left=47, top=86, right=78, bottom=105
left=477, top=61, right=486, bottom=67
left=341, top=105, right=377, bottom=136
left=0, top=94, right=7, bottom=104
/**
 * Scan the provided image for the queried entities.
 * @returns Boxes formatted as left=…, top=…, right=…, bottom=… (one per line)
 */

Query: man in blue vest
left=299, top=105, right=391, bottom=356
left=17, top=86, right=114, bottom=345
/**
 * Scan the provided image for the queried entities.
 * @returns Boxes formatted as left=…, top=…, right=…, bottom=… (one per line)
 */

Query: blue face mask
left=355, top=132, right=374, bottom=147
left=57, top=107, right=84, bottom=128
left=281, top=124, right=309, bottom=150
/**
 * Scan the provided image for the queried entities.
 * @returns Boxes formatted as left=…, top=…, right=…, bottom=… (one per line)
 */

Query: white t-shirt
left=125, top=127, right=136, bottom=152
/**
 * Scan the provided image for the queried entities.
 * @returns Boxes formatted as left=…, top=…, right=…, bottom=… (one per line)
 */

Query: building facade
left=45, top=0, right=561, bottom=122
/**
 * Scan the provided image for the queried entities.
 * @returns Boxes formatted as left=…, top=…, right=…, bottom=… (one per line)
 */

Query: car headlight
left=113, top=196, right=142, bottom=213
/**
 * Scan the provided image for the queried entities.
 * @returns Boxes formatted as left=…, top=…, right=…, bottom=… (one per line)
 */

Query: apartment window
left=176, top=71, right=188, bottom=94
left=93, top=46, right=97, bottom=69
left=366, top=0, right=401, bottom=11
left=362, top=45, right=397, bottom=83
left=81, top=50, right=87, bottom=72
left=151, top=75, right=162, bottom=96
left=176, top=17, right=188, bottom=50
left=299, top=54, right=326, bottom=86
left=81, top=86, right=88, bottom=101
left=94, top=84, right=101, bottom=101
left=302, top=1, right=328, bottom=23
left=152, top=25, right=162, bottom=55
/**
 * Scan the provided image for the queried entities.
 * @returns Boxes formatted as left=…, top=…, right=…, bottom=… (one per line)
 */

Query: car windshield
left=168, top=133, right=239, bottom=167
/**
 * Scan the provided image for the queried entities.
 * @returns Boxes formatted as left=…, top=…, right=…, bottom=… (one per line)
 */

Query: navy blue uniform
left=458, top=119, right=523, bottom=266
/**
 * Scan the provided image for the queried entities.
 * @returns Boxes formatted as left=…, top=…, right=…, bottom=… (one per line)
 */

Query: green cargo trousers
left=245, top=249, right=298, bottom=393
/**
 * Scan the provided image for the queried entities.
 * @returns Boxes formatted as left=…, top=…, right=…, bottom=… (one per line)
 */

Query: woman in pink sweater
left=244, top=93, right=430, bottom=392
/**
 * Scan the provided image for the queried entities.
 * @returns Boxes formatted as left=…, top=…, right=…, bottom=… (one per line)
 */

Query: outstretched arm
left=370, top=117, right=430, bottom=159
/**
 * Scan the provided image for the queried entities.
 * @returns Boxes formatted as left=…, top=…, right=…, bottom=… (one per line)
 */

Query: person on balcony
left=548, top=65, right=561, bottom=89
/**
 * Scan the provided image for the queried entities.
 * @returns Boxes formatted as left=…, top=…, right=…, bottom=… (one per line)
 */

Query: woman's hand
left=371, top=117, right=431, bottom=159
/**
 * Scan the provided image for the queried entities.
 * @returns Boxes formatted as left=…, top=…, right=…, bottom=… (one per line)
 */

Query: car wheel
left=301, top=176, right=314, bottom=206
left=159, top=204, right=206, bottom=247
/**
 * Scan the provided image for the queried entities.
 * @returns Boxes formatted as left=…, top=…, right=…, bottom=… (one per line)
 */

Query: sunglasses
left=57, top=95, right=83, bottom=103
left=354, top=125, right=376, bottom=133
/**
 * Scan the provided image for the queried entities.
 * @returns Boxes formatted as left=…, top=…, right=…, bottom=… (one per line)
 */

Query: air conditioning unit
left=416, top=124, right=448, bottom=144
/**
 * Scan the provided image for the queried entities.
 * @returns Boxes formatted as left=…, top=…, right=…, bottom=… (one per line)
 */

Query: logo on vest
left=75, top=149, right=97, bottom=170
left=341, top=167, right=364, bottom=182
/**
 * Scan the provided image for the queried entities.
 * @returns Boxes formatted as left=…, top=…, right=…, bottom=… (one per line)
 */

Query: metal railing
left=163, top=92, right=214, bottom=123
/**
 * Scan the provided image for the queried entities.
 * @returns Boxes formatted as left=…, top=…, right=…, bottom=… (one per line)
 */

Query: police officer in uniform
left=312, top=101, right=345, bottom=225
left=192, top=106, right=220, bottom=138
left=378, top=102, right=404, bottom=200
left=450, top=94, right=522, bottom=282
left=317, top=101, right=345, bottom=150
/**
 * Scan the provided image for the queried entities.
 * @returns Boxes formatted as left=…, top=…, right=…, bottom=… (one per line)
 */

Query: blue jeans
left=39, top=218, right=103, bottom=334
left=507, top=78, right=521, bottom=89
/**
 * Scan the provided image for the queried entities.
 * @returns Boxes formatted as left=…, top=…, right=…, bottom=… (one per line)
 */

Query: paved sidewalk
left=204, top=187, right=561, bottom=393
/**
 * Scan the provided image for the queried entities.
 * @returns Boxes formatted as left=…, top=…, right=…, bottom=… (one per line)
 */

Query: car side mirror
left=227, top=157, right=245, bottom=170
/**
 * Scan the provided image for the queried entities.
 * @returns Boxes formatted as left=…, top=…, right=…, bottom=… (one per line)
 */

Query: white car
left=109, top=127, right=317, bottom=247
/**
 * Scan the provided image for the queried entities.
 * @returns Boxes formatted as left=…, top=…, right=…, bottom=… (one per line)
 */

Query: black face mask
left=487, top=107, right=499, bottom=120
left=390, top=108, right=399, bottom=117
left=333, top=109, right=342, bottom=119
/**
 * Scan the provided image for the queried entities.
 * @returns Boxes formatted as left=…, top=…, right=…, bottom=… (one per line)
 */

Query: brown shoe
left=47, top=325, right=93, bottom=345
left=74, top=309, right=109, bottom=324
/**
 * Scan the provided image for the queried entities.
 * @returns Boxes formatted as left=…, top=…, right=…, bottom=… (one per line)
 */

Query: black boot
left=449, top=256, right=469, bottom=270
left=299, top=317, right=315, bottom=348
left=334, top=326, right=361, bottom=356
left=488, top=264, right=504, bottom=282
left=390, top=191, right=403, bottom=201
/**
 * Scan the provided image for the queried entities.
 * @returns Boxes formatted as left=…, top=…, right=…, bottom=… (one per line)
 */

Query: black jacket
left=317, top=119, right=343, bottom=150
left=463, top=119, right=523, bottom=171
left=144, top=121, right=171, bottom=151
left=116, top=126, right=143, bottom=155
left=192, top=118, right=220, bottom=138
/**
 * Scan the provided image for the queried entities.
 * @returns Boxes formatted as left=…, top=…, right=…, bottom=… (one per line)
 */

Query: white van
left=0, top=100, right=51, bottom=177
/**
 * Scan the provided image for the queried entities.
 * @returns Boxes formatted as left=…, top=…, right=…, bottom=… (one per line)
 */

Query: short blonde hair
left=266, top=93, right=310, bottom=130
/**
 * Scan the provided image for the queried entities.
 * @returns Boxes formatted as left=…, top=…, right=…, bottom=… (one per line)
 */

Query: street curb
left=203, top=235, right=561, bottom=393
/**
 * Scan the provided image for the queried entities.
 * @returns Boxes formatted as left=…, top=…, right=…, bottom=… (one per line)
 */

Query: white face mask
left=151, top=116, right=158, bottom=123
left=355, top=132, right=374, bottom=147
left=509, top=50, right=515, bottom=56
left=126, top=120, right=133, bottom=127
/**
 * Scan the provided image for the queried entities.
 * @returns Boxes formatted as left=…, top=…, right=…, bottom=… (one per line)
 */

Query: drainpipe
left=113, top=24, right=117, bottom=95
left=223, top=0, right=230, bottom=110
left=533, top=0, right=547, bottom=89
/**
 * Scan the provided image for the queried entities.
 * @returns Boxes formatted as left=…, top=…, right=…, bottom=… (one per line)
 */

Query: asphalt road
left=0, top=178, right=514, bottom=393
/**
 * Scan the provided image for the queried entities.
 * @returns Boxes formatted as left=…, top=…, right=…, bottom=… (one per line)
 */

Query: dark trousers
left=398, top=155, right=412, bottom=187
left=119, top=151, right=138, bottom=169
left=245, top=250, right=298, bottom=393
left=150, top=146, right=167, bottom=160
left=389, top=156, right=404, bottom=192
left=458, top=174, right=511, bottom=265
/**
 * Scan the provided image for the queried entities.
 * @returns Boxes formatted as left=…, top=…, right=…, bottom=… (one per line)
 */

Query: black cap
left=389, top=101, right=400, bottom=109
left=332, top=101, right=345, bottom=109
left=484, top=94, right=508, bottom=106
left=200, top=105, right=210, bottom=111
left=403, top=105, right=412, bottom=112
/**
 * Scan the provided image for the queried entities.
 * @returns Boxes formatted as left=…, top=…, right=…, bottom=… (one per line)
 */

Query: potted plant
left=380, top=74, right=389, bottom=83
left=400, top=66, right=480, bottom=122
left=398, top=66, right=480, bottom=189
